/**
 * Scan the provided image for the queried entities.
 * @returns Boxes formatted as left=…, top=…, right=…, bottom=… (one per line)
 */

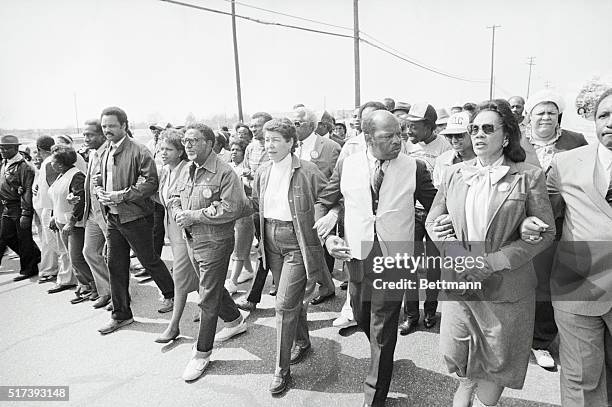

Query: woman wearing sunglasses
left=425, top=99, right=555, bottom=407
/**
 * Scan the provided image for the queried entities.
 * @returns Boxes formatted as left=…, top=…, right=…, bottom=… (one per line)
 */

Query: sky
left=1, top=0, right=611, bottom=130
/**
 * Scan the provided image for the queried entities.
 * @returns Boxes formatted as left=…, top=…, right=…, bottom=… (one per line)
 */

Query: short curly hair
left=50, top=144, right=77, bottom=168
left=183, top=122, right=215, bottom=144
left=263, top=118, right=297, bottom=153
left=160, top=128, right=187, bottom=161
left=473, top=99, right=526, bottom=163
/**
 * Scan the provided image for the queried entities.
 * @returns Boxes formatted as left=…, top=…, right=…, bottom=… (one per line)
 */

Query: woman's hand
left=430, top=214, right=456, bottom=239
left=520, top=216, right=549, bottom=244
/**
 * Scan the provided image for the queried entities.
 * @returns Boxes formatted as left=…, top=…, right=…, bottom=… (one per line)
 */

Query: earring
left=502, top=139, right=509, bottom=147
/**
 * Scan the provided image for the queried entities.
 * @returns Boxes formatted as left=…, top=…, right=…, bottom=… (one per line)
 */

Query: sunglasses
left=444, top=133, right=466, bottom=141
left=466, top=124, right=500, bottom=135
left=181, top=137, right=202, bottom=146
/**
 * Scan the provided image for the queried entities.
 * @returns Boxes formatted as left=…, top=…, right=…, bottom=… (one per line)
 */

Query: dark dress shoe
left=310, top=292, right=335, bottom=305
left=70, top=293, right=90, bottom=304
left=93, top=295, right=111, bottom=309
left=38, top=275, right=57, bottom=284
left=13, top=274, right=34, bottom=282
left=47, top=284, right=77, bottom=294
left=423, top=313, right=437, bottom=329
left=339, top=281, right=348, bottom=290
left=398, top=319, right=419, bottom=336
left=290, top=344, right=311, bottom=365
left=236, top=298, right=257, bottom=312
left=269, top=370, right=291, bottom=394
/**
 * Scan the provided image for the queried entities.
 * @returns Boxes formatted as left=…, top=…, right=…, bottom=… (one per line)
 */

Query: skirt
left=439, top=296, right=535, bottom=389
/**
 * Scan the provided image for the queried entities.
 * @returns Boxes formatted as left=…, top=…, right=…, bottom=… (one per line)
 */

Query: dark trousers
left=246, top=214, right=272, bottom=304
left=264, top=219, right=309, bottom=374
left=152, top=201, right=165, bottom=257
left=106, top=214, right=174, bottom=321
left=187, top=235, right=241, bottom=354
left=347, top=240, right=402, bottom=406
left=403, top=208, right=440, bottom=321
left=0, top=212, right=40, bottom=276
left=532, top=244, right=558, bottom=349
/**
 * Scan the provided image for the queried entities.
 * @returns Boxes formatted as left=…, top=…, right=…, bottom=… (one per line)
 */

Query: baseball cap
left=391, top=101, right=412, bottom=114
left=435, top=108, right=450, bottom=125
left=440, top=112, right=471, bottom=135
left=405, top=103, right=437, bottom=124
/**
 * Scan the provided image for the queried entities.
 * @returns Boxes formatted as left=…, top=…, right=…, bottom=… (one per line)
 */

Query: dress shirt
left=597, top=142, right=612, bottom=197
left=105, top=136, right=127, bottom=214
left=464, top=155, right=508, bottom=242
left=88, top=145, right=105, bottom=218
left=366, top=148, right=391, bottom=179
left=244, top=140, right=269, bottom=173
left=296, top=132, right=317, bottom=161
left=263, top=153, right=293, bottom=221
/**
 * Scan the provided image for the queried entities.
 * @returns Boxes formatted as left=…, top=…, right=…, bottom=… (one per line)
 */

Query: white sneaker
left=182, top=354, right=210, bottom=381
left=236, top=271, right=254, bottom=284
left=532, top=348, right=555, bottom=368
left=332, top=316, right=357, bottom=328
left=214, top=319, right=247, bottom=342
left=224, top=279, right=238, bottom=295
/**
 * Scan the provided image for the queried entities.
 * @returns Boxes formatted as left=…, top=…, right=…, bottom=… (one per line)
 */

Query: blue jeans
left=264, top=219, right=309, bottom=374
left=106, top=214, right=174, bottom=321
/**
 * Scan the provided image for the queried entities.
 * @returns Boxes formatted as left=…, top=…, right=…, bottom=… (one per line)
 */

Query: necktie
left=297, top=141, right=304, bottom=159
left=606, top=174, right=612, bottom=208
left=371, top=159, right=385, bottom=196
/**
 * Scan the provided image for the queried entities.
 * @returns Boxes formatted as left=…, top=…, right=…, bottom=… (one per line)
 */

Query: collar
left=111, top=136, right=127, bottom=148
left=192, top=151, right=218, bottom=173
left=301, top=132, right=317, bottom=147
left=597, top=142, right=612, bottom=172
left=271, top=152, right=293, bottom=171
left=529, top=130, right=561, bottom=147
left=5, top=153, right=24, bottom=166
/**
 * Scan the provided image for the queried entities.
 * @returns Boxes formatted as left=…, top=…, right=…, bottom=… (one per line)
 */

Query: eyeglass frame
left=466, top=123, right=501, bottom=136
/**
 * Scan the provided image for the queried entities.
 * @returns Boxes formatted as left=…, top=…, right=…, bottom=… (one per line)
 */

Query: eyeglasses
left=444, top=133, right=466, bottom=141
left=466, top=124, right=500, bottom=136
left=181, top=137, right=201, bottom=146
left=293, top=121, right=305, bottom=128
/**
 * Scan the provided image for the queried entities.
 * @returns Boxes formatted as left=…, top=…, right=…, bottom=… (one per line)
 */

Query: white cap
left=525, top=89, right=566, bottom=115
left=439, top=112, right=471, bottom=135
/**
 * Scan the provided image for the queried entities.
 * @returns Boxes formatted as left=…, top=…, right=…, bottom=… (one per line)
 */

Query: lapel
left=485, top=158, right=521, bottom=235
left=259, top=162, right=272, bottom=215
left=577, top=144, right=612, bottom=221
left=449, top=163, right=471, bottom=243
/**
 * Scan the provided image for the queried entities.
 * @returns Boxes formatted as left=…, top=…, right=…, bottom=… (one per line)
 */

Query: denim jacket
left=171, top=152, right=252, bottom=240
left=253, top=154, right=327, bottom=280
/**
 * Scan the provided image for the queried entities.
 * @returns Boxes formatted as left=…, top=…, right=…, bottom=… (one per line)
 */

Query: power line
left=360, top=38, right=487, bottom=83
left=160, top=0, right=488, bottom=83
left=159, top=0, right=353, bottom=39
left=214, top=0, right=354, bottom=32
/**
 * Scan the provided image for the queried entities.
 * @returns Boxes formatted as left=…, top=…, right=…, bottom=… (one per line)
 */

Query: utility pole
left=230, top=0, right=243, bottom=122
left=353, top=0, right=361, bottom=108
left=487, top=24, right=501, bottom=100
left=73, top=92, right=80, bottom=134
left=526, top=57, right=535, bottom=99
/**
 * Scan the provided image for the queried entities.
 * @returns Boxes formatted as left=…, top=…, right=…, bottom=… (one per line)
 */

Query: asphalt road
left=0, top=245, right=561, bottom=407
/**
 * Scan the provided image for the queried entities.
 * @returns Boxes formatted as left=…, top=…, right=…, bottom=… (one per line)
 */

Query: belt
left=264, top=218, right=293, bottom=226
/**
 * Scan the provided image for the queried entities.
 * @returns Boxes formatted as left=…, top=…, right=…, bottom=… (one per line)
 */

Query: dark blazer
left=310, top=135, right=341, bottom=180
left=252, top=154, right=327, bottom=279
left=426, top=157, right=556, bottom=302
left=554, top=129, right=588, bottom=153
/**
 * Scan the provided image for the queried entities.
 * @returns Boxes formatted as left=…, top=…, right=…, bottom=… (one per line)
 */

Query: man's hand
left=431, top=214, right=455, bottom=239
left=325, top=235, right=352, bottom=261
left=313, top=212, right=338, bottom=239
left=462, top=261, right=494, bottom=283
left=97, top=190, right=121, bottom=206
left=66, top=192, right=80, bottom=205
left=49, top=217, right=58, bottom=232
left=19, top=216, right=32, bottom=230
left=175, top=210, right=199, bottom=228
left=521, top=216, right=549, bottom=245
left=62, top=223, right=74, bottom=237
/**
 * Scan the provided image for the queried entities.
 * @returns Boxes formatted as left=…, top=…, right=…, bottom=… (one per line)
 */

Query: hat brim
left=405, top=115, right=427, bottom=122
left=439, top=128, right=467, bottom=135
left=436, top=119, right=449, bottom=125
left=0, top=142, right=21, bottom=146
